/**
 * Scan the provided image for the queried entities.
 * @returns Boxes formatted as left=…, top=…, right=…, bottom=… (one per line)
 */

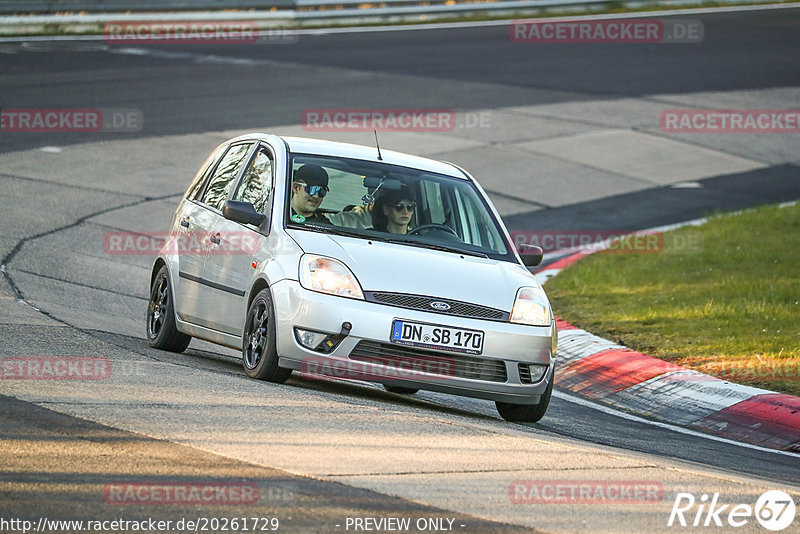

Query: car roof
left=232, top=133, right=469, bottom=180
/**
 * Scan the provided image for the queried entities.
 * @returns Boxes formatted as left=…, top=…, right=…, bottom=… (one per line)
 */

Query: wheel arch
left=150, top=258, right=168, bottom=287
left=247, top=277, right=271, bottom=312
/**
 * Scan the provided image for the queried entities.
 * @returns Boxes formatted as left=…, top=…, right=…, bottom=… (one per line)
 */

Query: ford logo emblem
left=430, top=301, right=451, bottom=311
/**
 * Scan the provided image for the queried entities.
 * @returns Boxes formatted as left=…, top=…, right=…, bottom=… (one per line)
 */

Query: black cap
left=379, top=187, right=413, bottom=205
left=294, top=164, right=328, bottom=187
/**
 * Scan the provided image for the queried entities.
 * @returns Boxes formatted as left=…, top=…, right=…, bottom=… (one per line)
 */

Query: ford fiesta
left=146, top=134, right=557, bottom=422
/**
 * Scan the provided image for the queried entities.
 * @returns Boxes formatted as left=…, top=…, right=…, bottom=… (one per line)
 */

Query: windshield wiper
left=289, top=224, right=391, bottom=242
left=385, top=238, right=488, bottom=258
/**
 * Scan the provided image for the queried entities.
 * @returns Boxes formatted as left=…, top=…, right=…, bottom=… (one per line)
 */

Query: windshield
left=285, top=153, right=514, bottom=262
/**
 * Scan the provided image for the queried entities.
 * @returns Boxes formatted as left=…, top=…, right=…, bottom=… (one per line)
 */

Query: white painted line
left=553, top=389, right=799, bottom=458
left=106, top=46, right=262, bottom=65
left=534, top=268, right=560, bottom=284
left=640, top=216, right=709, bottom=234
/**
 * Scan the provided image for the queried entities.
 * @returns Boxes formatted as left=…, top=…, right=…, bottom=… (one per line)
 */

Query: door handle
left=180, top=220, right=190, bottom=228
left=209, top=234, right=221, bottom=245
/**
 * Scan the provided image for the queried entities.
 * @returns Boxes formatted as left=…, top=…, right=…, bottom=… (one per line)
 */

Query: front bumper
left=271, top=279, right=555, bottom=404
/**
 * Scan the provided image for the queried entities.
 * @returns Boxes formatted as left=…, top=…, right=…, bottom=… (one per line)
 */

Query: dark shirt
left=290, top=208, right=331, bottom=225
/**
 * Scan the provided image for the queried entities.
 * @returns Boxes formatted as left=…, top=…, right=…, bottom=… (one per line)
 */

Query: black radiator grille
left=366, top=292, right=508, bottom=322
left=349, top=341, right=508, bottom=383
left=518, top=363, right=532, bottom=384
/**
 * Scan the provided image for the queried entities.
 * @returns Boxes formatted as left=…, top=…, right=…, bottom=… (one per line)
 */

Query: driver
left=290, top=164, right=331, bottom=224
left=371, top=189, right=415, bottom=234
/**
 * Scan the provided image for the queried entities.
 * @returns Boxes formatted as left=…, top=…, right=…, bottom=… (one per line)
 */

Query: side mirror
left=223, top=200, right=265, bottom=226
left=518, top=244, right=543, bottom=267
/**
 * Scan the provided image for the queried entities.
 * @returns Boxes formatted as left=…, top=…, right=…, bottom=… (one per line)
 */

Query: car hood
left=287, top=229, right=539, bottom=312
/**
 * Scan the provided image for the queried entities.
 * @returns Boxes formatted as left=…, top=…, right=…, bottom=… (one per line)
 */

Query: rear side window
left=186, top=145, right=224, bottom=201
left=200, top=143, right=252, bottom=211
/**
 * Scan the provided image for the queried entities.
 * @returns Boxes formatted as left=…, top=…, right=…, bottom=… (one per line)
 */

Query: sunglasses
left=392, top=202, right=416, bottom=212
left=296, top=182, right=328, bottom=198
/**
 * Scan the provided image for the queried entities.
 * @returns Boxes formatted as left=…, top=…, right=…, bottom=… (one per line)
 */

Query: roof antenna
left=373, top=130, right=383, bottom=161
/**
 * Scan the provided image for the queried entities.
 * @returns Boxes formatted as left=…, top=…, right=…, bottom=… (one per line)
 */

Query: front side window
left=233, top=147, right=273, bottom=214
left=285, top=154, right=513, bottom=261
left=200, top=143, right=252, bottom=211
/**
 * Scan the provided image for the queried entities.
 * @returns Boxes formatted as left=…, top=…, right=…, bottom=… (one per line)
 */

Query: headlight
left=510, top=286, right=552, bottom=326
left=299, top=255, right=364, bottom=300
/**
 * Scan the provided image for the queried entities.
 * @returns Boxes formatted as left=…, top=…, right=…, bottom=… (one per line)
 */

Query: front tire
left=146, top=266, right=191, bottom=352
left=496, top=368, right=553, bottom=423
left=243, top=288, right=291, bottom=383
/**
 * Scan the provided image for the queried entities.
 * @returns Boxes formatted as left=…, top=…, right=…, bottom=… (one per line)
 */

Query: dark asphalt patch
left=1, top=9, right=799, bottom=154
left=506, top=163, right=800, bottom=235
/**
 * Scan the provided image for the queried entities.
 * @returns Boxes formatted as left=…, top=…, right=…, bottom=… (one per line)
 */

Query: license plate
left=390, top=319, right=484, bottom=355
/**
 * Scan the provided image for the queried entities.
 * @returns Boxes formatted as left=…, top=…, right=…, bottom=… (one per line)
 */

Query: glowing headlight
left=299, top=255, right=364, bottom=300
left=510, top=286, right=552, bottom=327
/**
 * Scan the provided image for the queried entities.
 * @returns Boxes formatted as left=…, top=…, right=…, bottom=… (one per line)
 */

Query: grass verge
left=545, top=202, right=800, bottom=396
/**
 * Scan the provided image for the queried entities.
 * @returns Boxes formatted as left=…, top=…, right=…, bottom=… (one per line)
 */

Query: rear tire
left=384, top=385, right=419, bottom=395
left=496, top=368, right=553, bottom=423
left=146, top=266, right=191, bottom=352
left=243, top=288, right=291, bottom=383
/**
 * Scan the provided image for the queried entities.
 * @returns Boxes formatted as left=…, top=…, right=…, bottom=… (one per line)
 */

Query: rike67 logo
left=668, top=490, right=796, bottom=531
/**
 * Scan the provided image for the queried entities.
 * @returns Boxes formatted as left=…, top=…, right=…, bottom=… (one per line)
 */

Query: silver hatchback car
left=147, top=134, right=556, bottom=422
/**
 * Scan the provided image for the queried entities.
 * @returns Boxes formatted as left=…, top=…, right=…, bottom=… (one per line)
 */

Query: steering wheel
left=408, top=224, right=459, bottom=237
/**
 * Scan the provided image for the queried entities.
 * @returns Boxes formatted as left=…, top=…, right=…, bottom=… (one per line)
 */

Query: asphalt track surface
left=2, top=8, right=800, bottom=151
left=1, top=6, right=800, bottom=533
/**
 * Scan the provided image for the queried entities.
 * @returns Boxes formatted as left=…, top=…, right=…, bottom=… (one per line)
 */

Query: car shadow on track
left=91, top=329, right=505, bottom=423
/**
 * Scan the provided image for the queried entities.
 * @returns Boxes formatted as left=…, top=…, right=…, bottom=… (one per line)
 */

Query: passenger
left=328, top=203, right=373, bottom=229
left=290, top=164, right=331, bottom=224
left=371, top=190, right=415, bottom=234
